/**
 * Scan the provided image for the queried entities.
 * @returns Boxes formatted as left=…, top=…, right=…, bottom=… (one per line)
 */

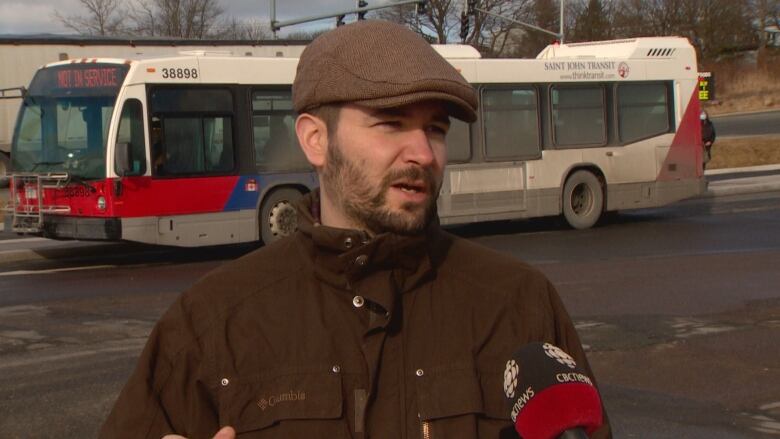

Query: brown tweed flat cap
left=293, top=20, right=478, bottom=122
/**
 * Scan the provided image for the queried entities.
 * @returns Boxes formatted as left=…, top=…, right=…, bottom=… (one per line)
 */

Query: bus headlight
left=97, top=196, right=106, bottom=211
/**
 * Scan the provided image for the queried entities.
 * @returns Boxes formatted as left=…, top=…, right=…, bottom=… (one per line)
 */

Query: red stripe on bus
left=657, top=87, right=702, bottom=181
left=109, top=176, right=240, bottom=217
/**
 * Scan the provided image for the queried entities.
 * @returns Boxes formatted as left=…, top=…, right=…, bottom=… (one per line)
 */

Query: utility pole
left=270, top=0, right=277, bottom=39
left=559, top=0, right=565, bottom=44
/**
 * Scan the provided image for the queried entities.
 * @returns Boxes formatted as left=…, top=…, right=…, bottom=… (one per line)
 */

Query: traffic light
left=337, top=14, right=346, bottom=26
left=358, top=1, right=367, bottom=20
left=417, top=0, right=428, bottom=15
left=460, top=13, right=469, bottom=40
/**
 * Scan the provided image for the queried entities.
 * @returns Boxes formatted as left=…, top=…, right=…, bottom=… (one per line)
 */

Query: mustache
left=380, top=166, right=436, bottom=192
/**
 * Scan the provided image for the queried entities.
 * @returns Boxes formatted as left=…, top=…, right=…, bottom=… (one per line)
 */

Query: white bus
left=0, top=35, right=308, bottom=176
left=5, top=36, right=704, bottom=246
left=442, top=37, right=705, bottom=229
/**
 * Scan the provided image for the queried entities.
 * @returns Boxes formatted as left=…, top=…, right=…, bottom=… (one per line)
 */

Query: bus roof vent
left=178, top=50, right=233, bottom=56
left=646, top=48, right=677, bottom=57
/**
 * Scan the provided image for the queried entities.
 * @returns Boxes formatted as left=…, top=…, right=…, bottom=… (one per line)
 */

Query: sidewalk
left=1, top=165, right=780, bottom=265
left=702, top=164, right=780, bottom=197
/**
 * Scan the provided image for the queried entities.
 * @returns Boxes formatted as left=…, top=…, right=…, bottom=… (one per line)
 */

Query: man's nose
left=400, top=128, right=435, bottom=166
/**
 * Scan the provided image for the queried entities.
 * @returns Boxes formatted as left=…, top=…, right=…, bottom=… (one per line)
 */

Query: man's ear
left=295, top=113, right=329, bottom=168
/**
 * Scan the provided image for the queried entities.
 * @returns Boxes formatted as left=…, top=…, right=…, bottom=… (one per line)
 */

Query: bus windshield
left=11, top=63, right=129, bottom=179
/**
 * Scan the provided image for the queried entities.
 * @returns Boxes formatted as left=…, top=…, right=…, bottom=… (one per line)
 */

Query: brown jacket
left=101, top=193, right=611, bottom=438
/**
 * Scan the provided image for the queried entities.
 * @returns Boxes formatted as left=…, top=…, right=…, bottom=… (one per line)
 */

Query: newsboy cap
left=293, top=20, right=478, bottom=122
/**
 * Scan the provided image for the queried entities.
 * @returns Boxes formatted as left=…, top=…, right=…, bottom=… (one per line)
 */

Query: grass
left=703, top=49, right=780, bottom=116
left=707, top=135, right=780, bottom=170
left=700, top=50, right=780, bottom=168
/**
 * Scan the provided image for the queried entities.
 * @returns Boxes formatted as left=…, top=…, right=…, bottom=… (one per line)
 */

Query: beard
left=321, top=140, right=440, bottom=236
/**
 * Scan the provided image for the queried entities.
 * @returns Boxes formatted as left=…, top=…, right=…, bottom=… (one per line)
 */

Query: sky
left=0, top=0, right=401, bottom=36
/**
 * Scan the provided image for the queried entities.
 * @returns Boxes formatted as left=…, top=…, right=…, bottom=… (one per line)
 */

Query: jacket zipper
left=420, top=417, right=432, bottom=439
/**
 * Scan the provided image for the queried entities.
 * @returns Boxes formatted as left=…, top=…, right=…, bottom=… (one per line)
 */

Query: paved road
left=1, top=189, right=779, bottom=438
left=712, top=109, right=780, bottom=137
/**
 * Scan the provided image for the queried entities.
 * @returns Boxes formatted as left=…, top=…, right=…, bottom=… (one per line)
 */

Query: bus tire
left=562, top=170, right=603, bottom=230
left=259, top=187, right=303, bottom=244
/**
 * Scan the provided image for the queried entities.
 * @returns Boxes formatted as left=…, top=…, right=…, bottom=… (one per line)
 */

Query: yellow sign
left=698, top=72, right=714, bottom=101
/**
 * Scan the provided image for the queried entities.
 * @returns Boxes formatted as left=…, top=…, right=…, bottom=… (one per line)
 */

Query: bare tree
left=285, top=29, right=330, bottom=41
left=377, top=0, right=534, bottom=57
left=569, top=0, right=613, bottom=42
left=510, top=0, right=559, bottom=57
left=129, top=0, right=225, bottom=38
left=608, top=0, right=757, bottom=60
left=375, top=0, right=458, bottom=44
left=217, top=18, right=272, bottom=41
left=55, top=0, right=125, bottom=36
left=752, top=0, right=780, bottom=65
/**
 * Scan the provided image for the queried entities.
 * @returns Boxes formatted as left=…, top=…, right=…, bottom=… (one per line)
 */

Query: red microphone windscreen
left=503, top=343, right=603, bottom=439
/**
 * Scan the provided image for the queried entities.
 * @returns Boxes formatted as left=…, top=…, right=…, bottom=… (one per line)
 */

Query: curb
left=704, top=164, right=780, bottom=176
left=701, top=179, right=780, bottom=198
left=709, top=108, right=780, bottom=119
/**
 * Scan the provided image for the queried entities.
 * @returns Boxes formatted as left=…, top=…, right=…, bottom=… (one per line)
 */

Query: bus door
left=115, top=85, right=249, bottom=246
left=438, top=87, right=539, bottom=223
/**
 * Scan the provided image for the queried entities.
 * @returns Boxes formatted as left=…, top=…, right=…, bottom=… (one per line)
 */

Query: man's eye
left=427, top=125, right=448, bottom=136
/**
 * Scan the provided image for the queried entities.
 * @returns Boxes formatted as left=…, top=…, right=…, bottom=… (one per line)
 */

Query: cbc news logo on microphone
left=503, top=359, right=519, bottom=398
left=543, top=343, right=577, bottom=369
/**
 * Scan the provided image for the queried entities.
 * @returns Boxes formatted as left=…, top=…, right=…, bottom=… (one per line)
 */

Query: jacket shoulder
left=437, top=232, right=550, bottom=289
left=174, top=236, right=304, bottom=334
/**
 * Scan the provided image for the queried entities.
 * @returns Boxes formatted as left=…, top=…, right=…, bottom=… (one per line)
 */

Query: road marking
left=0, top=237, right=50, bottom=245
left=0, top=341, right=145, bottom=370
left=0, top=264, right=116, bottom=276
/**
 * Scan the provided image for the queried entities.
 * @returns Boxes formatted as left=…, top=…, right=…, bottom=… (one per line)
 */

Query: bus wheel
left=562, top=170, right=603, bottom=230
left=260, top=188, right=303, bottom=244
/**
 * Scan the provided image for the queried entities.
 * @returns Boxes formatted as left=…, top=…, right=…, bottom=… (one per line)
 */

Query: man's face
left=320, top=101, right=450, bottom=235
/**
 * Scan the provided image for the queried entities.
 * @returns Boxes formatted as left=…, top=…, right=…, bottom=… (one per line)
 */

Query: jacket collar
left=294, top=190, right=439, bottom=316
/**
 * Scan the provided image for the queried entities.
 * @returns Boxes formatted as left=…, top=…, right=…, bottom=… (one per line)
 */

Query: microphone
left=503, top=342, right=603, bottom=439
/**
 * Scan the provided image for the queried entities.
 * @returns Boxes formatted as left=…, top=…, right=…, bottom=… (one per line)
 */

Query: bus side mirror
left=115, top=142, right=132, bottom=177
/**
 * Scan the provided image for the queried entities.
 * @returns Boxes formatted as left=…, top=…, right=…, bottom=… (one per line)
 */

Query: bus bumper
left=41, top=215, right=122, bottom=241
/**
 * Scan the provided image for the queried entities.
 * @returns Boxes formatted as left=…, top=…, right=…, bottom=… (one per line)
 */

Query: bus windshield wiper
left=68, top=174, right=97, bottom=193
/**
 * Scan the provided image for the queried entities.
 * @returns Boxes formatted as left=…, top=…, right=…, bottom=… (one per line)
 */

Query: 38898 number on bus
left=161, top=68, right=198, bottom=79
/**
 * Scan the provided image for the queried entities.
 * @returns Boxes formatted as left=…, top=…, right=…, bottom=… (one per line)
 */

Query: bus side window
left=551, top=86, right=606, bottom=147
left=251, top=90, right=309, bottom=171
left=446, top=119, right=471, bottom=163
left=163, top=117, right=205, bottom=174
left=617, top=82, right=671, bottom=143
left=115, top=99, right=146, bottom=176
left=481, top=87, right=540, bottom=160
left=149, top=87, right=235, bottom=176
left=204, top=117, right=234, bottom=172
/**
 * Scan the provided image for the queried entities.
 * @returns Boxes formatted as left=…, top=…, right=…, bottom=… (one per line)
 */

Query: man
left=700, top=110, right=716, bottom=169
left=101, top=20, right=611, bottom=438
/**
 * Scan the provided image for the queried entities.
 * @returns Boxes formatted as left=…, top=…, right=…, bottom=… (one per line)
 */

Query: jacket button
left=332, top=365, right=341, bottom=373
left=344, top=237, right=353, bottom=249
left=355, top=255, right=368, bottom=266
left=352, top=295, right=365, bottom=308
left=415, top=369, right=424, bottom=377
left=220, top=378, right=229, bottom=386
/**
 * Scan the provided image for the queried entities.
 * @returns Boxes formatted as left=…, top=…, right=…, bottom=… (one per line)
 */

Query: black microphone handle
left=557, top=427, right=589, bottom=439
